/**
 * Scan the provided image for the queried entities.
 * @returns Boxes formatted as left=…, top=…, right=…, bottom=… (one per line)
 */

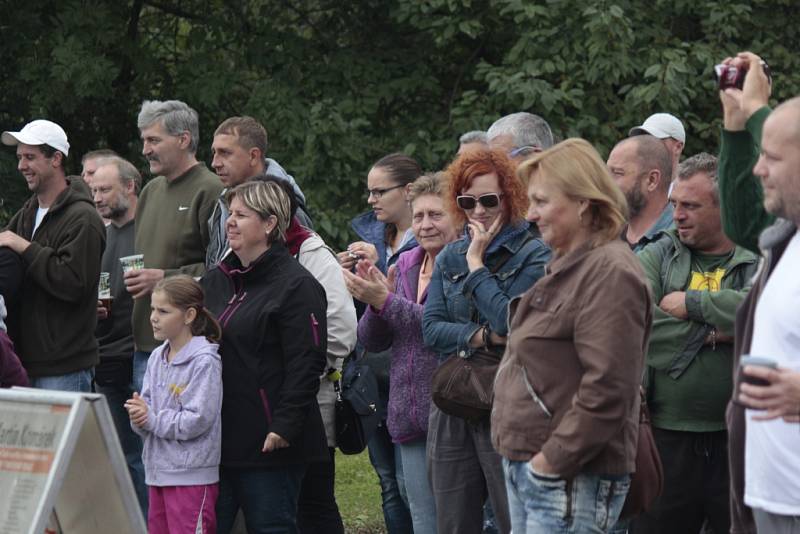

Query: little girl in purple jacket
left=126, top=275, right=222, bottom=534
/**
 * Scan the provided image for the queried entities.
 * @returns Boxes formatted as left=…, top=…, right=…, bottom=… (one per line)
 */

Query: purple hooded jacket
left=358, top=246, right=437, bottom=444
left=132, top=336, right=222, bottom=487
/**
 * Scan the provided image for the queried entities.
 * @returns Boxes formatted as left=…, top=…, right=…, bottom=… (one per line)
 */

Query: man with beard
left=607, top=134, right=674, bottom=252
left=90, top=156, right=148, bottom=515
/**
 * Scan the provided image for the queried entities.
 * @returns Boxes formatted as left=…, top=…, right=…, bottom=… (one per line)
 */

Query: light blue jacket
left=423, top=222, right=550, bottom=360
left=132, top=336, right=222, bottom=486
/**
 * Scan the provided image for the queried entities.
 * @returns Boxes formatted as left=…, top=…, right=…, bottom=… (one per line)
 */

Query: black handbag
left=334, top=358, right=381, bottom=454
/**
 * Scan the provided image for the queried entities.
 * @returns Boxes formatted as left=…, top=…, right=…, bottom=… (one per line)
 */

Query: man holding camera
left=631, top=153, right=758, bottom=534
left=720, top=51, right=800, bottom=533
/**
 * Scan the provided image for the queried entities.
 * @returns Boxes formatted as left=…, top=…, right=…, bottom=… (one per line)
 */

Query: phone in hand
left=739, top=355, right=778, bottom=387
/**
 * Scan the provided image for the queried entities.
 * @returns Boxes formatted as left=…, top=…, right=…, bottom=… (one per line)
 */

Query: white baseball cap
left=2, top=119, right=70, bottom=156
left=629, top=113, right=685, bottom=144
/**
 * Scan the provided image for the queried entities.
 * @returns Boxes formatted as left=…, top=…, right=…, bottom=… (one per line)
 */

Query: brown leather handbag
left=619, top=387, right=664, bottom=520
left=429, top=241, right=525, bottom=423
left=430, top=346, right=504, bottom=423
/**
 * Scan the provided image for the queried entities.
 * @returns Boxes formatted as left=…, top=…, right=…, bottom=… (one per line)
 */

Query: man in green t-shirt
left=631, top=153, right=759, bottom=534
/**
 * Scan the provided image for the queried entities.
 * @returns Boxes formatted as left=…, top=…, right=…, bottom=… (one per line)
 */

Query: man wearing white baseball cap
left=0, top=119, right=105, bottom=392
left=630, top=113, right=686, bottom=182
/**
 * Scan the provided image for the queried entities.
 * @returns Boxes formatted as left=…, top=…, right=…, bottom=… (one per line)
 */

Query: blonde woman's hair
left=407, top=171, right=448, bottom=204
left=226, top=180, right=291, bottom=245
left=517, top=138, right=628, bottom=247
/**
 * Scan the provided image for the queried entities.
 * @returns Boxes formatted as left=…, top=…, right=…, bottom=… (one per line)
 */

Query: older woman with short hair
left=202, top=180, right=329, bottom=533
left=491, top=138, right=653, bottom=533
left=345, top=172, right=458, bottom=534
left=422, top=149, right=551, bottom=534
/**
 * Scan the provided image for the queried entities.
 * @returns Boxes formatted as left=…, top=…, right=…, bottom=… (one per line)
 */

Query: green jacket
left=718, top=107, right=775, bottom=254
left=6, top=177, right=106, bottom=377
left=639, top=229, right=758, bottom=379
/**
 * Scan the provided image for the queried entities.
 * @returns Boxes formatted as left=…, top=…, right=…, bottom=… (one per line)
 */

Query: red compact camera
left=714, top=61, right=772, bottom=90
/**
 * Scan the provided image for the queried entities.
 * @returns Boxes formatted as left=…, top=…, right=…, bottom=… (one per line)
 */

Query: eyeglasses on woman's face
left=366, top=184, right=405, bottom=200
left=456, top=192, right=503, bottom=211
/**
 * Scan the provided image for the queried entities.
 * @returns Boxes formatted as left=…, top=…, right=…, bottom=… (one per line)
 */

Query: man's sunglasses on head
left=456, top=193, right=503, bottom=210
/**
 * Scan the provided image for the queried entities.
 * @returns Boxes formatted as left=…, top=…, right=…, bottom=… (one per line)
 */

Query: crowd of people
left=0, top=49, right=799, bottom=534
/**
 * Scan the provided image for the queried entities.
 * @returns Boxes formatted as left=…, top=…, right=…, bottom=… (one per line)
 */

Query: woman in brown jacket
left=491, top=138, right=653, bottom=533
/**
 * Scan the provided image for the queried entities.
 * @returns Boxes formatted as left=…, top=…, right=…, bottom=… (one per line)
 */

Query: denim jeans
left=398, top=439, right=436, bottom=534
left=29, top=367, right=93, bottom=392
left=297, top=447, right=344, bottom=534
left=503, top=458, right=630, bottom=534
left=427, top=405, right=510, bottom=534
left=368, top=423, right=413, bottom=534
left=95, top=378, right=148, bottom=519
left=216, top=464, right=307, bottom=534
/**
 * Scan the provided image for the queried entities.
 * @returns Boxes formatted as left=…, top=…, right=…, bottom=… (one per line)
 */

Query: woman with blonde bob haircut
left=202, top=180, right=330, bottom=533
left=518, top=138, right=628, bottom=251
left=491, top=138, right=653, bottom=533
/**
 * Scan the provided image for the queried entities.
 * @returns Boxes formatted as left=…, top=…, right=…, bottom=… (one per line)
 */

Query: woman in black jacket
left=202, top=180, right=328, bottom=533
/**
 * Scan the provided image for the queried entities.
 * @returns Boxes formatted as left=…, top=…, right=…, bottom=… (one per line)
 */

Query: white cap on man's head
left=629, top=113, right=685, bottom=144
left=2, top=120, right=70, bottom=156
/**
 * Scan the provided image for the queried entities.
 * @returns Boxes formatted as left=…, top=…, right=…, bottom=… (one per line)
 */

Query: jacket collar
left=350, top=210, right=385, bottom=243
left=161, top=336, right=220, bottom=366
left=218, top=242, right=291, bottom=280
left=661, top=228, right=758, bottom=268
left=759, top=218, right=797, bottom=251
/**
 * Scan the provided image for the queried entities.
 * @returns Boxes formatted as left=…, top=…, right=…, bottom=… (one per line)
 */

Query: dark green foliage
left=2, top=0, right=798, bottom=248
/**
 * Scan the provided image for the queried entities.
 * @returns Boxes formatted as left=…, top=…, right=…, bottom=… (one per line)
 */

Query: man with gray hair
left=607, top=134, right=674, bottom=252
left=124, top=100, right=222, bottom=402
left=486, top=112, right=554, bottom=161
left=631, top=153, right=758, bottom=534
left=90, top=155, right=148, bottom=514
left=457, top=130, right=488, bottom=155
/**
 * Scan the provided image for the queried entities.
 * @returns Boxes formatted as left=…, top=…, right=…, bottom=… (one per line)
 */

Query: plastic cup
left=120, top=254, right=144, bottom=273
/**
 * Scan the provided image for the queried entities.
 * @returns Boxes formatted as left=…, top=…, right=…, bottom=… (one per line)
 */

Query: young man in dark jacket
left=1, top=120, right=105, bottom=391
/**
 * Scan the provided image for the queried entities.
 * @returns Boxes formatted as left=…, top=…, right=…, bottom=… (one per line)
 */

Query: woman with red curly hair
left=422, top=148, right=551, bottom=533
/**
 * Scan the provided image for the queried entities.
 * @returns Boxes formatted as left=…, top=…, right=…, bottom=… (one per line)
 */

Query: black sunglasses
left=456, top=193, right=503, bottom=210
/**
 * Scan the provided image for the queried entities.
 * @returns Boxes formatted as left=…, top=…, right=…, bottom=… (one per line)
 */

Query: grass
left=335, top=449, right=387, bottom=533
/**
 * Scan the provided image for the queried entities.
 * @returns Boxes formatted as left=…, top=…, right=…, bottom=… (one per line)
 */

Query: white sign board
left=0, top=388, right=146, bottom=534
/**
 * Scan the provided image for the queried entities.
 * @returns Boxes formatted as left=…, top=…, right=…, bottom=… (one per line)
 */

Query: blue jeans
left=216, top=465, right=307, bottom=534
left=503, top=459, right=630, bottom=534
left=29, top=368, right=93, bottom=392
left=398, top=439, right=436, bottom=534
left=95, top=377, right=148, bottom=519
left=368, top=423, right=413, bottom=534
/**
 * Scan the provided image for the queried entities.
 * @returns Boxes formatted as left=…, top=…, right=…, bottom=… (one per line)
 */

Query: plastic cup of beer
left=120, top=254, right=144, bottom=273
left=98, top=272, right=113, bottom=314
